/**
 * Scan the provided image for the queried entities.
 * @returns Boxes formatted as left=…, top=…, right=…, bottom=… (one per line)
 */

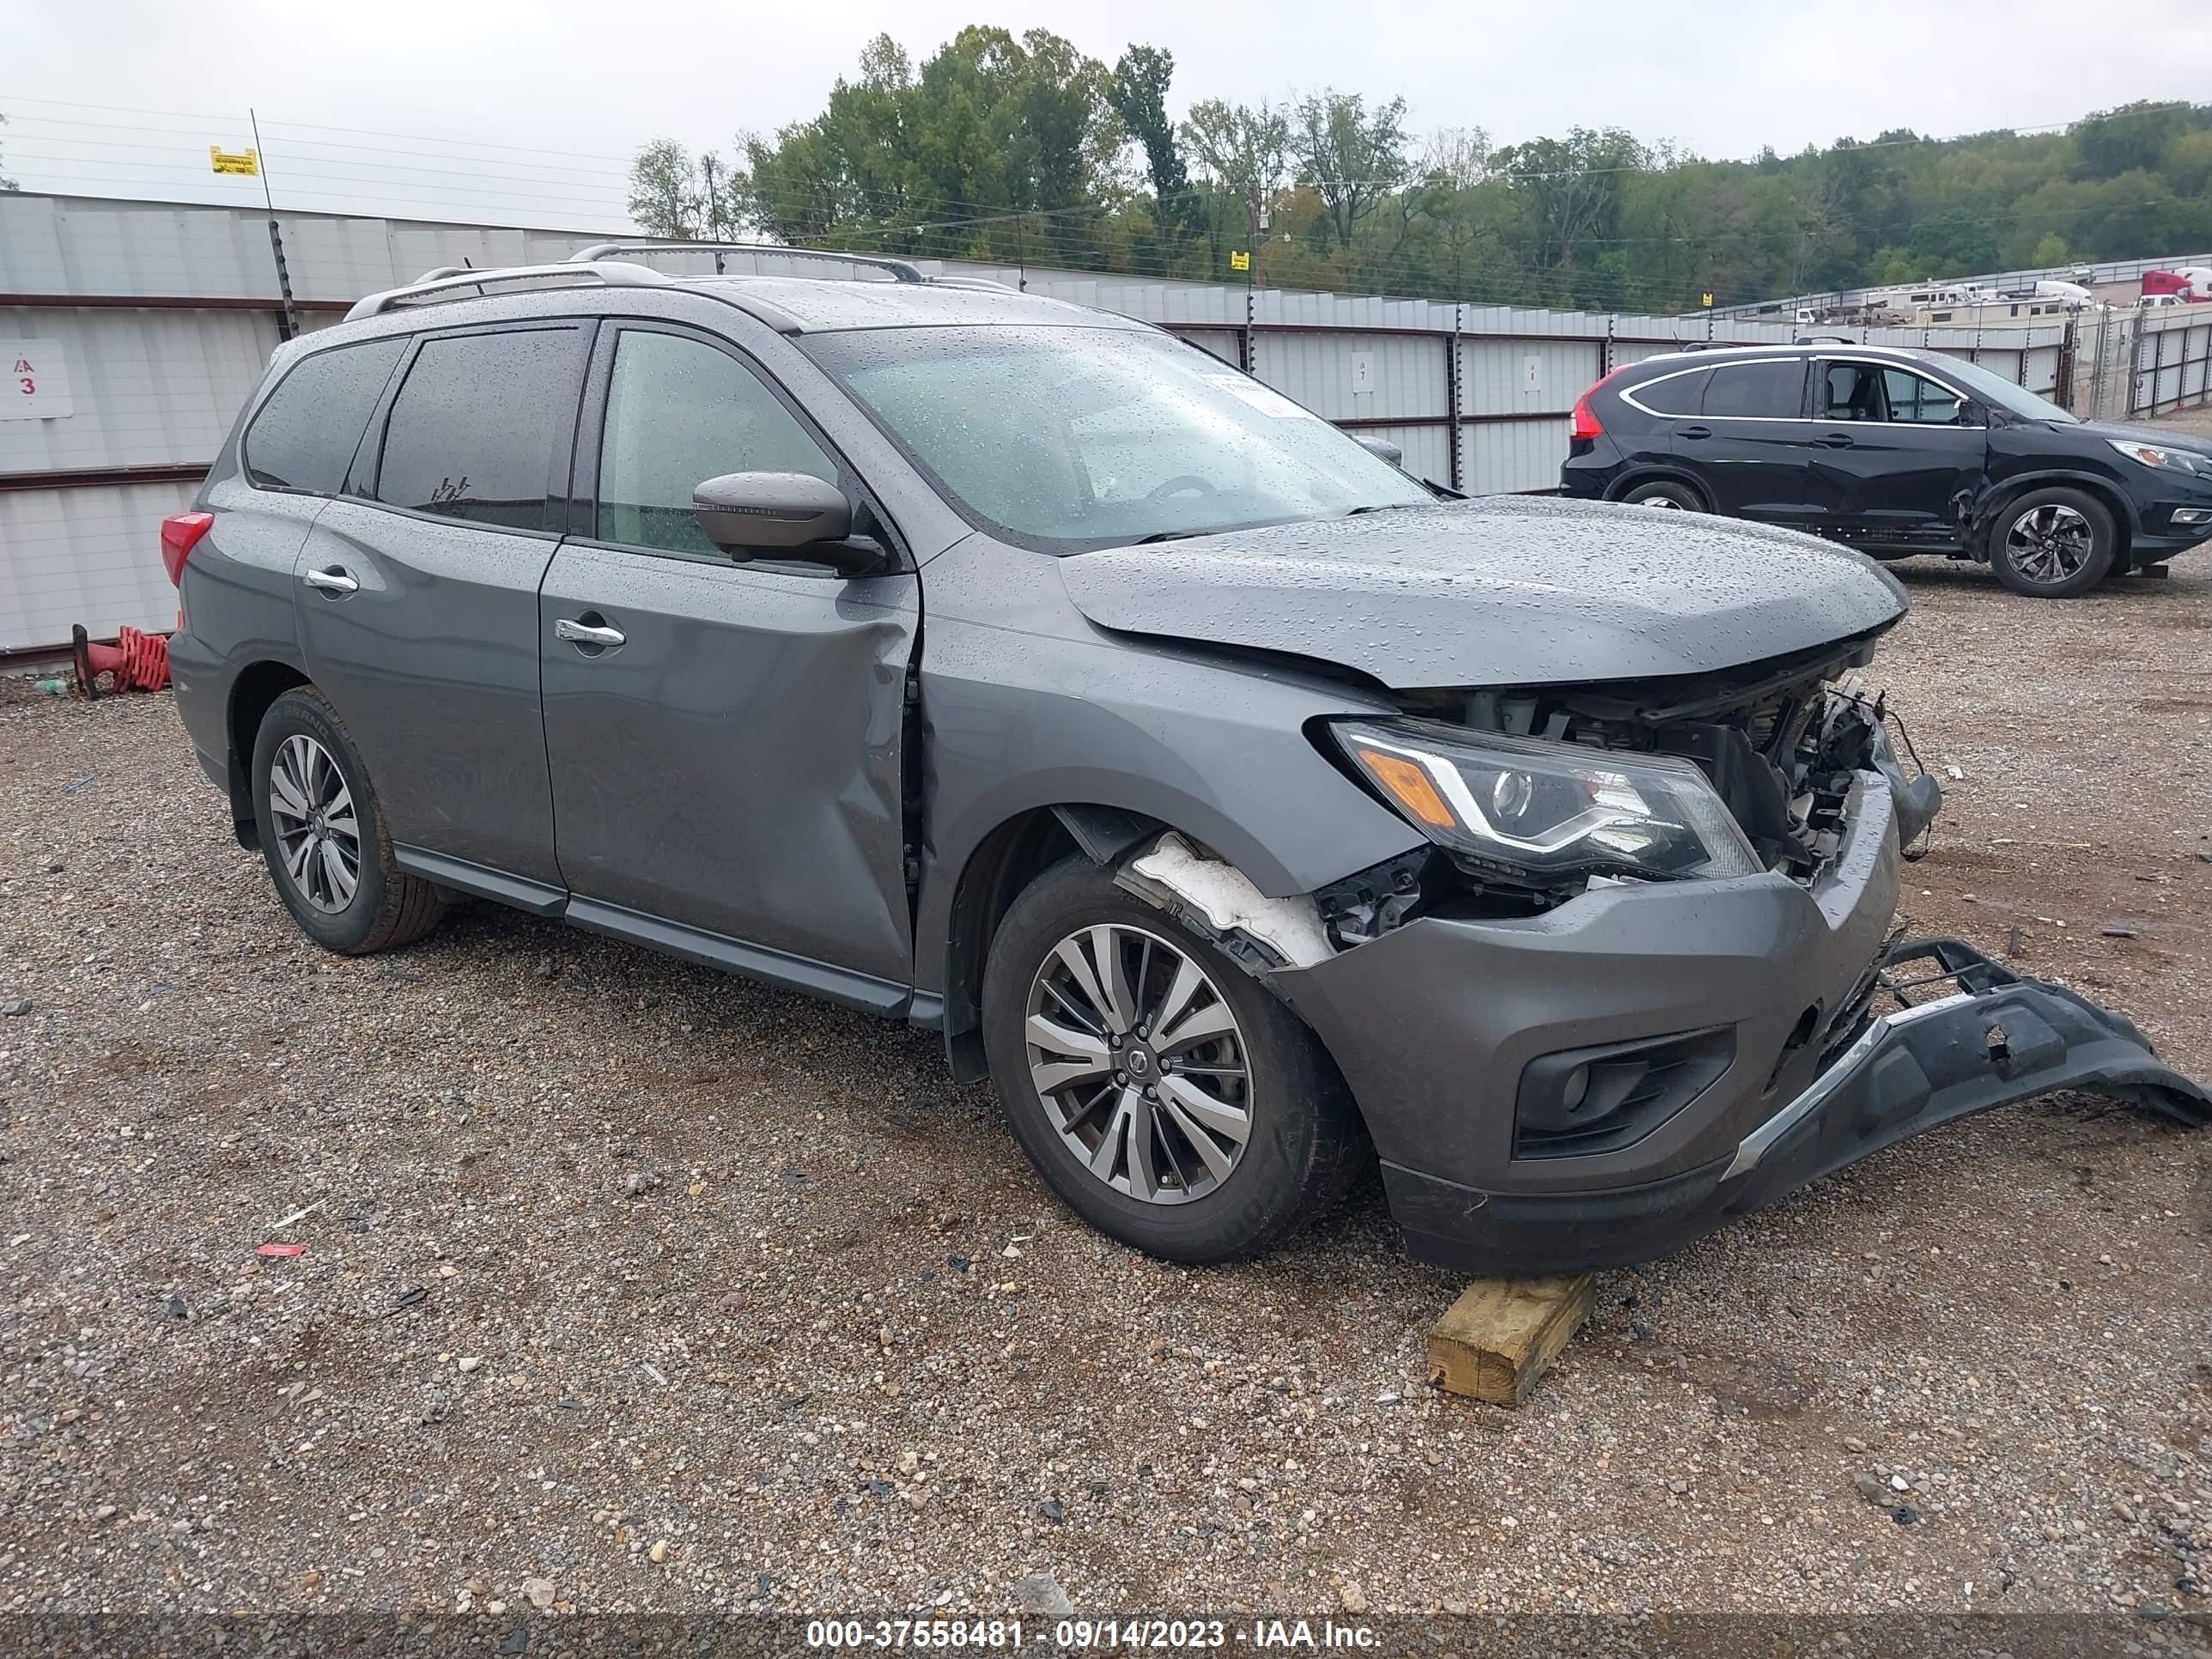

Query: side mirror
left=1353, top=434, right=1405, bottom=469
left=694, top=471, right=877, bottom=567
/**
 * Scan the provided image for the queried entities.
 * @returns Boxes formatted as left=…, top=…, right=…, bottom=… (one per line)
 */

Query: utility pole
left=250, top=109, right=298, bottom=343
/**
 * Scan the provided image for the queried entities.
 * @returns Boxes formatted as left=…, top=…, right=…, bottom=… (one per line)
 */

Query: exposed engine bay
left=1314, top=627, right=1943, bottom=945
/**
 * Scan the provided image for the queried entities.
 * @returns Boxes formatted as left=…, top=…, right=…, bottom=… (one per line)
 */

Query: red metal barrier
left=70, top=623, right=171, bottom=697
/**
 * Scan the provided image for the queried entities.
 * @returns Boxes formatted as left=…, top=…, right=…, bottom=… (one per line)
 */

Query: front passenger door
left=1811, top=362, right=1988, bottom=551
left=538, top=323, right=921, bottom=1000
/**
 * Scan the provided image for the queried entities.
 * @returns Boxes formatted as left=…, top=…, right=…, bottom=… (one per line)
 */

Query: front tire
left=1620, top=479, right=1706, bottom=512
left=1990, top=488, right=2116, bottom=598
left=250, top=687, right=444, bottom=955
left=981, top=858, right=1366, bottom=1263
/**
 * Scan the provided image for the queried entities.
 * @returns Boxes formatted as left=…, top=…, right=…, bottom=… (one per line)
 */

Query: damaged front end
left=1098, top=634, right=2209, bottom=1273
left=1393, top=933, right=2212, bottom=1275
left=1313, top=629, right=1942, bottom=939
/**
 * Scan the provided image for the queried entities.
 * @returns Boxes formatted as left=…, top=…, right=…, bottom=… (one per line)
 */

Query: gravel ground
left=3, top=457, right=2212, bottom=1622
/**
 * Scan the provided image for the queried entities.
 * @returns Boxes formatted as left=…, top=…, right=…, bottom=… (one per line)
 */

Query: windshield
left=1932, top=356, right=2079, bottom=425
left=801, top=325, right=1433, bottom=552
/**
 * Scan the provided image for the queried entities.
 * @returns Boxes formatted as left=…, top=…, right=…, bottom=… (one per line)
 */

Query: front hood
left=1059, top=496, right=1906, bottom=690
left=2080, top=419, right=2212, bottom=457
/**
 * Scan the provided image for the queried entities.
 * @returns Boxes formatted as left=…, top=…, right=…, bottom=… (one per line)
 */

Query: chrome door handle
left=302, top=566, right=359, bottom=594
left=554, top=617, right=625, bottom=648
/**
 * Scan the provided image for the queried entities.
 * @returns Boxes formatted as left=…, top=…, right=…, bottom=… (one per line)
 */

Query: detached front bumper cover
left=1390, top=937, right=2211, bottom=1273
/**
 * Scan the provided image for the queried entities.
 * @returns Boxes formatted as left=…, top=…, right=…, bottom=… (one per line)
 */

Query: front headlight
left=2108, top=438, right=2212, bottom=479
left=1329, top=719, right=1762, bottom=884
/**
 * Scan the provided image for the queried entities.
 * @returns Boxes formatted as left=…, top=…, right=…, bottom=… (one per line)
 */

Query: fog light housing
left=1514, top=1027, right=1736, bottom=1158
left=2172, top=507, right=2212, bottom=526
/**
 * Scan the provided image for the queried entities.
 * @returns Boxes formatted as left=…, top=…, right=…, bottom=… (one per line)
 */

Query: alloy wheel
left=2004, top=502, right=2094, bottom=585
left=1024, top=923, right=1253, bottom=1205
left=267, top=733, right=361, bottom=914
left=1638, top=495, right=1684, bottom=509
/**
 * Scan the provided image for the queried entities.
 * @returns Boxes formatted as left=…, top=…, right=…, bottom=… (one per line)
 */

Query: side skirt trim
left=564, top=896, right=913, bottom=1018
left=394, top=845, right=568, bottom=916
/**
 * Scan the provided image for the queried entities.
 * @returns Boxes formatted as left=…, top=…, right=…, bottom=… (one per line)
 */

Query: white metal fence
left=0, top=191, right=2069, bottom=653
left=2132, top=306, right=2212, bottom=419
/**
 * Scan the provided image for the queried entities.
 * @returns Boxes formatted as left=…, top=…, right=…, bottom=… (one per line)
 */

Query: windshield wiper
left=1133, top=529, right=1206, bottom=544
left=1346, top=502, right=1421, bottom=516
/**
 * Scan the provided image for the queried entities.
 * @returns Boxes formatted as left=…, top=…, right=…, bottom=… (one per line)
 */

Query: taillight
left=161, top=512, right=214, bottom=586
left=1571, top=368, right=1625, bottom=441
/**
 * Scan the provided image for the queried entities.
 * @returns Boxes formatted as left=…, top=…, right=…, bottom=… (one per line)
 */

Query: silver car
left=164, top=249, right=2208, bottom=1271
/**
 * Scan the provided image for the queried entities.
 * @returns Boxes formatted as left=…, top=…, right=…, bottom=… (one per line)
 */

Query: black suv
left=1559, top=343, right=2212, bottom=597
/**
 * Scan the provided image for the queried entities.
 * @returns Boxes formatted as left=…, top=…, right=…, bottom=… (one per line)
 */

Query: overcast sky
left=8, top=0, right=2211, bottom=229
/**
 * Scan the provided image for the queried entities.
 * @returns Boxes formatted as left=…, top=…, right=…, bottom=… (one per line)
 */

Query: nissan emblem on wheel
left=162, top=248, right=2210, bottom=1273
left=1559, top=342, right=2212, bottom=597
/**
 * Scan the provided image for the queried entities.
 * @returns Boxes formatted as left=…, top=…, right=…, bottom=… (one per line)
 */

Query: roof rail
left=568, top=241, right=929, bottom=284
left=343, top=260, right=670, bottom=323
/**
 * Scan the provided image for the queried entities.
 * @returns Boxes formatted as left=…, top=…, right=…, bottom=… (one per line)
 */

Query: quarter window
left=1629, top=368, right=1710, bottom=416
left=243, top=338, right=404, bottom=495
left=596, top=331, right=838, bottom=556
left=373, top=330, right=578, bottom=531
left=1703, top=361, right=1804, bottom=419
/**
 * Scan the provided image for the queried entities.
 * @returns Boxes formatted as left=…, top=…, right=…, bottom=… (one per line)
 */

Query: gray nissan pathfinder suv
left=164, top=247, right=2208, bottom=1273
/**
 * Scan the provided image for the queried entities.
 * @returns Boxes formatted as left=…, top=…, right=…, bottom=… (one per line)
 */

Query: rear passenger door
left=1670, top=358, right=1816, bottom=528
left=538, top=321, right=920, bottom=1000
left=295, top=322, right=590, bottom=891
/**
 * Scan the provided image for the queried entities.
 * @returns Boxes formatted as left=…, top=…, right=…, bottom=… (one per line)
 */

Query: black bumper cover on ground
left=1389, top=938, right=2211, bottom=1274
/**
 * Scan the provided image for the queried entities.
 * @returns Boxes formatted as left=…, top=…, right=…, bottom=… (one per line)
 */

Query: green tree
left=1288, top=91, right=1410, bottom=252
left=1108, top=45, right=1198, bottom=268
left=732, top=27, right=1122, bottom=265
left=635, top=61, right=2212, bottom=314
left=2073, top=101, right=2186, bottom=179
left=1497, top=126, right=1647, bottom=273
left=1181, top=98, right=1290, bottom=263
left=627, top=140, right=739, bottom=240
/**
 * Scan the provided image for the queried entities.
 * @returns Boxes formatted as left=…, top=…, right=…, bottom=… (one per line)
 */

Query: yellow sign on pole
left=210, top=147, right=259, bottom=177
left=1700, top=291, right=1715, bottom=309
left=1230, top=250, right=1251, bottom=272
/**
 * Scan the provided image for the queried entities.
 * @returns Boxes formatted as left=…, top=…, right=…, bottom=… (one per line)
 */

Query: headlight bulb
left=1491, top=769, right=1534, bottom=823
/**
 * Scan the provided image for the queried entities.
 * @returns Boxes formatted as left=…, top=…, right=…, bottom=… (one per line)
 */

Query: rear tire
left=250, top=687, right=444, bottom=955
left=1620, top=479, right=1706, bottom=512
left=1989, top=487, right=2117, bottom=598
left=981, top=857, right=1366, bottom=1264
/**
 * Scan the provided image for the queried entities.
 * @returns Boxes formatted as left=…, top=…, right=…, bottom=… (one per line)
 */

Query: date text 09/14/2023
left=804, top=1620, right=1382, bottom=1650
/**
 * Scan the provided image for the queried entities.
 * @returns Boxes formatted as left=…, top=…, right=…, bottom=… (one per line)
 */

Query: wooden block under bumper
left=1425, top=1274, right=1595, bottom=1407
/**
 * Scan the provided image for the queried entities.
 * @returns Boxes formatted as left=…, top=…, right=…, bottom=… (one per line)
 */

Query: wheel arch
left=1973, top=472, right=2136, bottom=568
left=931, top=805, right=1163, bottom=1083
left=225, top=659, right=313, bottom=848
left=1605, top=467, right=1713, bottom=512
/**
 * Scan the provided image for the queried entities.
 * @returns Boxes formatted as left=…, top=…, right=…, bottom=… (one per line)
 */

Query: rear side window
left=373, top=330, right=577, bottom=532
left=1704, top=361, right=1805, bottom=419
left=1627, top=368, right=1709, bottom=416
left=242, top=338, right=404, bottom=494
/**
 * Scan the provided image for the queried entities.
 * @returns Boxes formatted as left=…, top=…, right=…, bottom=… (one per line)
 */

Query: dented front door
left=538, top=543, right=918, bottom=986
left=538, top=319, right=916, bottom=989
